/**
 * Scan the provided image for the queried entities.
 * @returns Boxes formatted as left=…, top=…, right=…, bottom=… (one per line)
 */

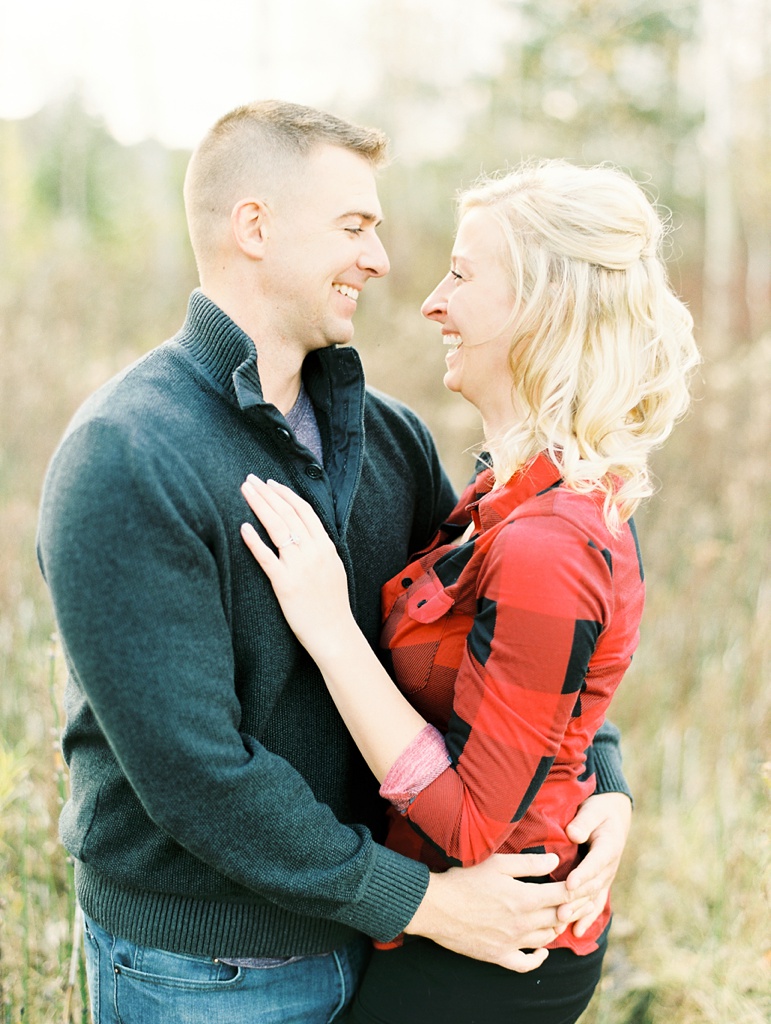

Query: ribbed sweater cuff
left=592, top=734, right=633, bottom=805
left=347, top=845, right=430, bottom=943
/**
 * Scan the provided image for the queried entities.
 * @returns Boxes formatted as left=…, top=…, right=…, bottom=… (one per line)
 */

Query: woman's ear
left=231, top=198, right=270, bottom=259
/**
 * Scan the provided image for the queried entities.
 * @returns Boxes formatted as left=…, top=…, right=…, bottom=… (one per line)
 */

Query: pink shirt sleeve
left=379, top=724, right=452, bottom=813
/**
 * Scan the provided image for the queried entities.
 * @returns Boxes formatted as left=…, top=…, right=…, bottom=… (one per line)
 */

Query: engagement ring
left=276, top=534, right=300, bottom=549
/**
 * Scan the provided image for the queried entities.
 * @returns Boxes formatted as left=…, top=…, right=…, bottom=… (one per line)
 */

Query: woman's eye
left=451, top=270, right=463, bottom=281
left=346, top=227, right=363, bottom=235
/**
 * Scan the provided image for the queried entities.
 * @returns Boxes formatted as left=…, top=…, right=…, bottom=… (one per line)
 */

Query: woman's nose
left=421, top=280, right=448, bottom=322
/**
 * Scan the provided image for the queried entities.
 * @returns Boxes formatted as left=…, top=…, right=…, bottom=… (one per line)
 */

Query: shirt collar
left=468, top=453, right=563, bottom=532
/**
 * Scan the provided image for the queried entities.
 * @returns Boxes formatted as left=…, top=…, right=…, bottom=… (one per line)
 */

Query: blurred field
left=0, top=103, right=769, bottom=1023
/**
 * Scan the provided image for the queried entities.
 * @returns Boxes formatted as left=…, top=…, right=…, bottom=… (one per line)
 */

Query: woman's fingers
left=240, top=521, right=281, bottom=579
left=263, top=478, right=329, bottom=539
left=239, top=475, right=354, bottom=658
left=241, top=477, right=307, bottom=551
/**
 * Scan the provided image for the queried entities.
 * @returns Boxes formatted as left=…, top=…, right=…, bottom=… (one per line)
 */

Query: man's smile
left=333, top=283, right=360, bottom=303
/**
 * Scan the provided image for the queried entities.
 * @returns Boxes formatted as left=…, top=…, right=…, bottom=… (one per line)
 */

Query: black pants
left=342, top=929, right=607, bottom=1024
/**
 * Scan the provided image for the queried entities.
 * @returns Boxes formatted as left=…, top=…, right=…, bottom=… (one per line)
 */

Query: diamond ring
left=276, top=534, right=300, bottom=549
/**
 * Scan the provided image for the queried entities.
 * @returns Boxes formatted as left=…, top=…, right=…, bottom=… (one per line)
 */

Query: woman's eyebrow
left=451, top=254, right=474, bottom=270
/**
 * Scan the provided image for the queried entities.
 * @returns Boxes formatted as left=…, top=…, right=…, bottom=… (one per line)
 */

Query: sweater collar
left=174, top=290, right=364, bottom=420
left=176, top=290, right=261, bottom=406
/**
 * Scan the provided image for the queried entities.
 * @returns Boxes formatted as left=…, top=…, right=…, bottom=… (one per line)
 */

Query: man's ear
left=231, top=198, right=270, bottom=259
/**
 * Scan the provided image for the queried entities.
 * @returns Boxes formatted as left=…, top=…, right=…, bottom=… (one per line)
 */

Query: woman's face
left=421, top=207, right=518, bottom=431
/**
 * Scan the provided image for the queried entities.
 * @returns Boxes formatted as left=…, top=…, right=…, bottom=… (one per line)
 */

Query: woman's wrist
left=311, top=614, right=368, bottom=675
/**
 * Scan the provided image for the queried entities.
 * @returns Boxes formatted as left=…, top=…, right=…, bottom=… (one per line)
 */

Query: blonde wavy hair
left=459, top=160, right=701, bottom=530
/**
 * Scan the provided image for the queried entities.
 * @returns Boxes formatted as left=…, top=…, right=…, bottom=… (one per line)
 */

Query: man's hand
left=560, top=792, right=632, bottom=937
left=404, top=853, right=583, bottom=973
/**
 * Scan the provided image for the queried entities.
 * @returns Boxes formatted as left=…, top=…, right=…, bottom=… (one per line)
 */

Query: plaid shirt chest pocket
left=405, top=572, right=456, bottom=622
left=381, top=568, right=457, bottom=697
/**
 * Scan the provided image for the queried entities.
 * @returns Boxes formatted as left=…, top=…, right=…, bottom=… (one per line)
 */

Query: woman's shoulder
left=489, top=485, right=631, bottom=573
left=501, top=485, right=644, bottom=591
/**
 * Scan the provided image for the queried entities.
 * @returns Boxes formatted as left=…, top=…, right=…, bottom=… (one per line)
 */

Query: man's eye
left=346, top=227, right=364, bottom=235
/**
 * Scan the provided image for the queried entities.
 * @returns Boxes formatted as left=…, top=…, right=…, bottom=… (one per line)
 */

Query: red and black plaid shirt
left=378, top=454, right=645, bottom=953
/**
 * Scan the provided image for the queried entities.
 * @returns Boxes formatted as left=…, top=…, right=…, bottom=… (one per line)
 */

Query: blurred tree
left=466, top=1, right=700, bottom=187
left=0, top=120, right=32, bottom=258
left=700, top=0, right=742, bottom=356
left=718, top=0, right=771, bottom=347
left=363, top=0, right=771, bottom=358
left=467, top=0, right=706, bottom=337
left=0, top=96, right=196, bottom=476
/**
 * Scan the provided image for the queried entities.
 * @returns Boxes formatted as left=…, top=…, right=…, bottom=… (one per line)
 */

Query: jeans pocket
left=113, top=939, right=245, bottom=991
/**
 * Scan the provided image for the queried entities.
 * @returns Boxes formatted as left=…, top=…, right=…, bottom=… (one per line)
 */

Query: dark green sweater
left=37, top=291, right=628, bottom=959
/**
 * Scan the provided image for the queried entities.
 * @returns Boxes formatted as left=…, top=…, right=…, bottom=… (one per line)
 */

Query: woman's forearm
left=313, top=617, right=428, bottom=782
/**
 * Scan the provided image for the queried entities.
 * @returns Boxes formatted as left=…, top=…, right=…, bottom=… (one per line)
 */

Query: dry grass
left=577, top=342, right=771, bottom=1023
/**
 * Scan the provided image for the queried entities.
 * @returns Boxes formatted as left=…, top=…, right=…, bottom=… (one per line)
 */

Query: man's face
left=259, top=144, right=389, bottom=355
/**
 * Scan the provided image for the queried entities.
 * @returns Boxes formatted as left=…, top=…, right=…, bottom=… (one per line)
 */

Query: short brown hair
left=184, top=100, right=389, bottom=271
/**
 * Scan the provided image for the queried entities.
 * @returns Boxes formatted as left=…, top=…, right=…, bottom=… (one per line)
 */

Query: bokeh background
left=1, top=1, right=769, bottom=1021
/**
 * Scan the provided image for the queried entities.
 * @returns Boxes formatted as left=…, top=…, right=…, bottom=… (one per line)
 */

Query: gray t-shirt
left=285, top=381, right=323, bottom=466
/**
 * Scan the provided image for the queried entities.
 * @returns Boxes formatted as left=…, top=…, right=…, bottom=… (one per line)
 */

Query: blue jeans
left=82, top=914, right=370, bottom=1024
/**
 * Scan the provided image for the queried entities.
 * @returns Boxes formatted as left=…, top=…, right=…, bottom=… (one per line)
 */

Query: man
left=37, top=101, right=631, bottom=1023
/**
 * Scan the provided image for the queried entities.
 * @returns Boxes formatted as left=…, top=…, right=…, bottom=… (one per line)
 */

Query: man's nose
left=361, top=233, right=390, bottom=278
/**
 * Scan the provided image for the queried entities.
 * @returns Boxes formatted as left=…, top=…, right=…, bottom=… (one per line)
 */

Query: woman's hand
left=240, top=476, right=354, bottom=660
left=241, top=475, right=428, bottom=782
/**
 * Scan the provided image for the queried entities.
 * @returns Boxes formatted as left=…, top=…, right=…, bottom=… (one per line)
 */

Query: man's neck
left=198, top=284, right=305, bottom=415
left=261, top=363, right=304, bottom=416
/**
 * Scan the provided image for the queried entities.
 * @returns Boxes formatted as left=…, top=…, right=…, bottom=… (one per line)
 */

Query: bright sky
left=0, top=0, right=516, bottom=153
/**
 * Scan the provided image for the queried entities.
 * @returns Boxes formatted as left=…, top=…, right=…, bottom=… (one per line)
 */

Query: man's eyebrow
left=337, top=211, right=383, bottom=227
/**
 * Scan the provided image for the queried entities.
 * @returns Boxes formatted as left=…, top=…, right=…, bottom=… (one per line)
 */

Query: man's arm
left=37, top=418, right=429, bottom=942
left=401, top=791, right=630, bottom=970
left=556, top=717, right=633, bottom=934
left=591, top=719, right=633, bottom=801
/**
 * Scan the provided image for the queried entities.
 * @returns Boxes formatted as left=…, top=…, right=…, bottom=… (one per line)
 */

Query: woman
left=239, top=160, right=699, bottom=1023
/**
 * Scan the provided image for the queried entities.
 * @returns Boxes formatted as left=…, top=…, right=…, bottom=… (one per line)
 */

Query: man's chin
left=325, top=324, right=356, bottom=348
left=304, top=319, right=356, bottom=353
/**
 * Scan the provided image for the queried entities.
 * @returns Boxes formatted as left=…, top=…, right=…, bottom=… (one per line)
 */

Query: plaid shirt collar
left=466, top=453, right=563, bottom=533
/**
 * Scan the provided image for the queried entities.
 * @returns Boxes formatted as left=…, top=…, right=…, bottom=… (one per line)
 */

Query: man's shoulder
left=363, top=385, right=431, bottom=438
left=63, top=340, right=209, bottom=442
left=39, top=341, right=225, bottom=542
left=43, top=341, right=219, bottom=503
